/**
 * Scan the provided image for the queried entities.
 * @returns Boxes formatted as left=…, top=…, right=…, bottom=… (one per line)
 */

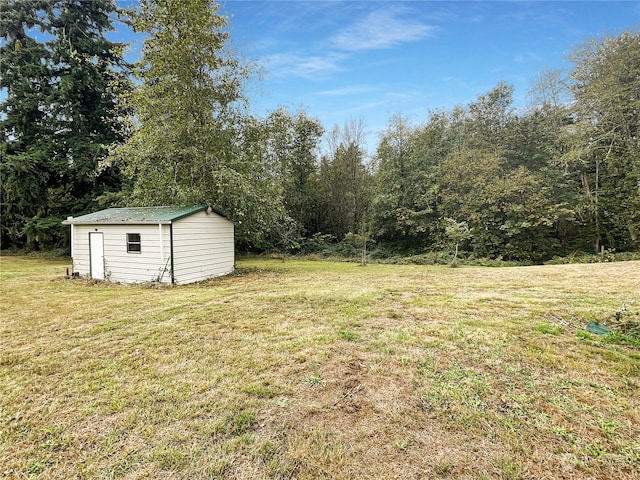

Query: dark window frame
left=127, top=233, right=141, bottom=253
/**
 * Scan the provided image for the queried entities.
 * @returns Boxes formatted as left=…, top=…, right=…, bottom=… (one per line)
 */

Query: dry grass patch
left=1, top=256, right=639, bottom=479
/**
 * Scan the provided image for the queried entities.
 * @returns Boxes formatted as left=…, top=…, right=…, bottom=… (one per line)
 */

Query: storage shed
left=63, top=206, right=234, bottom=284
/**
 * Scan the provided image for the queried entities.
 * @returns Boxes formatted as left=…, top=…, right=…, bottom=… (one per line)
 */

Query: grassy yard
left=1, top=256, right=639, bottom=479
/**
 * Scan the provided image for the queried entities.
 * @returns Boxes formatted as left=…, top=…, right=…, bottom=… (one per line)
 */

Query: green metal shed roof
left=63, top=206, right=208, bottom=225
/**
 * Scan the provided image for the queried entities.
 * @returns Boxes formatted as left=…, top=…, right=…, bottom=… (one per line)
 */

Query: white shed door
left=89, top=232, right=105, bottom=280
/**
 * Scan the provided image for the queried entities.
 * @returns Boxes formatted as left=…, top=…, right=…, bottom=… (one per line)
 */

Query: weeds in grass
left=577, top=300, right=640, bottom=349
left=433, top=460, right=452, bottom=476
left=152, top=444, right=187, bottom=469
left=393, top=438, right=411, bottom=451
left=337, top=328, right=360, bottom=341
left=577, top=330, right=593, bottom=341
left=598, top=418, right=623, bottom=437
left=603, top=331, right=640, bottom=349
left=418, top=361, right=489, bottom=417
left=242, top=381, right=280, bottom=399
left=301, top=375, right=325, bottom=387
left=534, top=323, right=566, bottom=335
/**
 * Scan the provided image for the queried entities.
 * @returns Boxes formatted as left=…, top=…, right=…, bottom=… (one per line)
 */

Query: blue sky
left=207, top=0, right=638, bottom=152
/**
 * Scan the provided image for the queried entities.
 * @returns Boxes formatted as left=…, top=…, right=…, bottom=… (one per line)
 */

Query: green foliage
left=250, top=109, right=324, bottom=250
left=603, top=302, right=640, bottom=349
left=337, top=329, right=360, bottom=341
left=566, top=31, right=640, bottom=253
left=534, top=324, right=566, bottom=335
left=370, top=114, right=441, bottom=248
left=576, top=330, right=593, bottom=341
left=364, top=35, right=640, bottom=260
left=298, top=233, right=337, bottom=255
left=108, top=0, right=280, bottom=248
left=545, top=251, right=640, bottom=264
left=2, top=6, right=638, bottom=262
left=262, top=109, right=324, bottom=235
left=443, top=217, right=472, bottom=264
left=439, top=149, right=552, bottom=260
left=315, top=119, right=372, bottom=240
left=1, top=0, right=131, bottom=250
left=602, top=332, right=640, bottom=350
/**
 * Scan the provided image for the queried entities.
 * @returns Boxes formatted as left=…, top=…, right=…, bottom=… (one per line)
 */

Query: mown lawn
left=1, top=256, right=639, bottom=479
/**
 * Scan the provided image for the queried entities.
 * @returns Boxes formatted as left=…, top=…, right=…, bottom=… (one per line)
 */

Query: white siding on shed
left=72, top=224, right=172, bottom=283
left=172, top=210, right=234, bottom=284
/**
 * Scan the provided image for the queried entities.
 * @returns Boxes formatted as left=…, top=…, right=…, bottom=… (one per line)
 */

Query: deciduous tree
left=370, top=114, right=443, bottom=249
left=567, top=31, right=640, bottom=252
left=109, top=0, right=277, bottom=247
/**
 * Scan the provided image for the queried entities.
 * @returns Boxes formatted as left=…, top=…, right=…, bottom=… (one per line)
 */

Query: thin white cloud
left=385, top=91, right=419, bottom=100
left=316, top=86, right=378, bottom=96
left=258, top=5, right=436, bottom=83
left=513, top=52, right=541, bottom=64
left=331, top=9, right=435, bottom=51
left=265, top=52, right=345, bottom=80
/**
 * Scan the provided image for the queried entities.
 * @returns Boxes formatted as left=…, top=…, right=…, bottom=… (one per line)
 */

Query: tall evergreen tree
left=47, top=0, right=131, bottom=218
left=1, top=0, right=130, bottom=250
left=1, top=0, right=54, bottom=248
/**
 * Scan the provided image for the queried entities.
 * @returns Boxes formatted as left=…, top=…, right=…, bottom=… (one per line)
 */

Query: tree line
left=2, top=0, right=639, bottom=262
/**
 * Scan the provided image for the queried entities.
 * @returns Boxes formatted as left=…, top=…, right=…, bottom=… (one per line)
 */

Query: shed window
left=127, top=233, right=141, bottom=253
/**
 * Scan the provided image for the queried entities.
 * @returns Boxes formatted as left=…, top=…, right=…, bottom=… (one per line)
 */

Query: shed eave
left=62, top=219, right=174, bottom=225
left=169, top=205, right=208, bottom=222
